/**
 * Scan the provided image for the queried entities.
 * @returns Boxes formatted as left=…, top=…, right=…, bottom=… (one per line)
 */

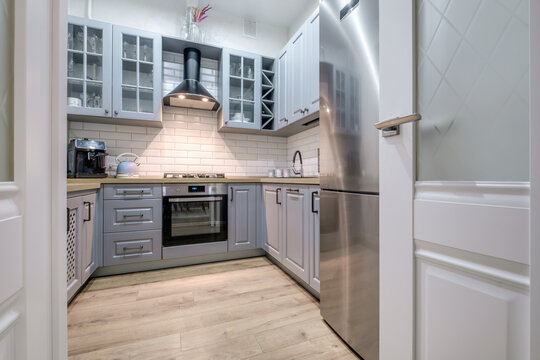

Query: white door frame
left=530, top=0, right=540, bottom=359
left=380, top=0, right=535, bottom=359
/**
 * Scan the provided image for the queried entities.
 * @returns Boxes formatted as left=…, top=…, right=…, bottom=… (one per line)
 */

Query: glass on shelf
left=243, top=79, right=254, bottom=101
left=69, top=24, right=84, bottom=51
left=122, top=60, right=137, bottom=86
left=230, top=55, right=242, bottom=77
left=122, top=86, right=137, bottom=112
left=67, top=79, right=84, bottom=107
left=68, top=52, right=84, bottom=79
left=243, top=57, right=254, bottom=79
left=86, top=27, right=103, bottom=54
left=122, top=34, right=137, bottom=60
left=230, top=77, right=242, bottom=99
left=139, top=37, right=153, bottom=62
left=229, top=100, right=242, bottom=122
left=86, top=54, right=103, bottom=81
left=139, top=63, right=154, bottom=88
left=139, top=88, right=154, bottom=113
left=243, top=102, right=254, bottom=124
left=86, top=82, right=103, bottom=108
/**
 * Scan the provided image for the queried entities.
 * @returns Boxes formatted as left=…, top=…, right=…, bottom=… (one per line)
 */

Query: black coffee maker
left=67, top=138, right=108, bottom=178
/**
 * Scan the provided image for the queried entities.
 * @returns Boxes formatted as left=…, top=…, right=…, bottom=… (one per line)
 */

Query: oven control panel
left=188, top=186, right=205, bottom=193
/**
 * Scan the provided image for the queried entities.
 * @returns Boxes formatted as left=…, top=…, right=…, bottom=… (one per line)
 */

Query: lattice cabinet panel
left=66, top=208, right=78, bottom=284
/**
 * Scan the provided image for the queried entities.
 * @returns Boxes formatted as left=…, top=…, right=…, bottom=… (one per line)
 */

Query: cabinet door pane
left=243, top=57, right=255, bottom=79
left=70, top=24, right=84, bottom=51
left=122, top=87, right=137, bottom=111
left=243, top=102, right=254, bottom=124
left=86, top=27, right=103, bottom=54
left=139, top=63, right=154, bottom=88
left=68, top=51, right=84, bottom=79
left=86, top=82, right=103, bottom=108
left=230, top=55, right=242, bottom=77
left=229, top=100, right=242, bottom=122
left=243, top=79, right=254, bottom=101
left=122, top=34, right=137, bottom=60
left=67, top=79, right=84, bottom=107
left=122, top=60, right=137, bottom=86
left=86, top=54, right=102, bottom=81
left=139, top=88, right=153, bottom=113
left=230, top=77, right=242, bottom=99
left=139, top=37, right=153, bottom=63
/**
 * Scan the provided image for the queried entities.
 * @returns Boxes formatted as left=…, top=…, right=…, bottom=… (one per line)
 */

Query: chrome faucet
left=292, top=150, right=304, bottom=177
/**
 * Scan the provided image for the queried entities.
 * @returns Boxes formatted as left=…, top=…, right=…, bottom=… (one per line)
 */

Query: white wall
left=68, top=0, right=289, bottom=58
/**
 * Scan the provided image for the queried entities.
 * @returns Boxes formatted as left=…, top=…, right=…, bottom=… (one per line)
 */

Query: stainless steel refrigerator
left=319, top=0, right=380, bottom=359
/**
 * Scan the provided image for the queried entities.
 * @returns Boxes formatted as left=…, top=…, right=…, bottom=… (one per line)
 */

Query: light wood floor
left=68, top=257, right=359, bottom=360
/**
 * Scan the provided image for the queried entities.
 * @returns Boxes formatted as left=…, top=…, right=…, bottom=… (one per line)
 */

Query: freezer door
left=320, top=0, right=379, bottom=193
left=320, top=190, right=379, bottom=359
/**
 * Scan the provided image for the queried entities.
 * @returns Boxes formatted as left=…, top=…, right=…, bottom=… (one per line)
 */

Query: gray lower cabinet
left=67, top=191, right=98, bottom=301
left=309, top=188, right=320, bottom=293
left=282, top=187, right=310, bottom=283
left=262, top=184, right=320, bottom=294
left=104, top=230, right=161, bottom=266
left=228, top=184, right=258, bottom=251
left=103, top=184, right=162, bottom=266
left=262, top=185, right=283, bottom=260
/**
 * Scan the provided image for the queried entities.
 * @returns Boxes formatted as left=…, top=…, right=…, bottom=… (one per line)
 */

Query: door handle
left=276, top=188, right=282, bottom=205
left=374, top=113, right=421, bottom=137
left=66, top=208, right=70, bottom=233
left=84, top=202, right=92, bottom=222
left=230, top=187, right=234, bottom=202
left=311, top=191, right=319, bottom=214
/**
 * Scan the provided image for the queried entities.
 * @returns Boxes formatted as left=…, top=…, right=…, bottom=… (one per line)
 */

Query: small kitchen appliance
left=115, top=152, right=140, bottom=178
left=67, top=138, right=108, bottom=178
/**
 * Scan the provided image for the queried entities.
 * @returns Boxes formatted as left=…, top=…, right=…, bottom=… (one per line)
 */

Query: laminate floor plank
left=68, top=257, right=360, bottom=359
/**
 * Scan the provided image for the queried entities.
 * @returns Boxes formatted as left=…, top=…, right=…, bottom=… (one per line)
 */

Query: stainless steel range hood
left=163, top=47, right=221, bottom=111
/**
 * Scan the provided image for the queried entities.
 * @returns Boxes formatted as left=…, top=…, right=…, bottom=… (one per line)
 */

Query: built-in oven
left=162, top=183, right=228, bottom=251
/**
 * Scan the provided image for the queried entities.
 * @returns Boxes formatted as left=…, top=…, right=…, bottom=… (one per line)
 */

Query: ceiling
left=198, top=0, right=317, bottom=29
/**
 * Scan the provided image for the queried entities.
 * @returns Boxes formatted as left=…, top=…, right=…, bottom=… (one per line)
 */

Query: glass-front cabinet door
left=222, top=49, right=261, bottom=130
left=67, top=17, right=112, bottom=117
left=112, top=26, right=162, bottom=122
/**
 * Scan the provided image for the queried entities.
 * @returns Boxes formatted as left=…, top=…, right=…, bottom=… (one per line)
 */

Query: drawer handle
left=311, top=191, right=319, bottom=214
left=286, top=188, right=300, bottom=193
left=122, top=190, right=146, bottom=195
left=123, top=214, right=144, bottom=219
left=123, top=245, right=144, bottom=251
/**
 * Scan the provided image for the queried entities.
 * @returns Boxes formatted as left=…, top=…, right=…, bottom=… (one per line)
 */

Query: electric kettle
left=116, top=152, right=140, bottom=178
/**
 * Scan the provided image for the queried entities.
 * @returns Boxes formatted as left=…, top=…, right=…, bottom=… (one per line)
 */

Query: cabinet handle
left=123, top=245, right=144, bottom=253
left=123, top=214, right=144, bottom=219
left=286, top=188, right=300, bottom=193
left=122, top=190, right=145, bottom=195
left=66, top=208, right=70, bottom=233
left=84, top=202, right=92, bottom=222
left=304, top=108, right=309, bottom=114
left=104, top=109, right=109, bottom=114
left=276, top=188, right=282, bottom=205
left=114, top=110, right=119, bottom=116
left=311, top=191, right=319, bottom=214
left=279, top=117, right=288, bottom=123
left=230, top=187, right=234, bottom=202
left=312, top=98, right=320, bottom=104
left=294, top=109, right=303, bottom=115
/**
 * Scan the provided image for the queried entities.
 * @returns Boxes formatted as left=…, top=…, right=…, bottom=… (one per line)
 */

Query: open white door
left=0, top=0, right=67, bottom=359
left=380, top=0, right=532, bottom=359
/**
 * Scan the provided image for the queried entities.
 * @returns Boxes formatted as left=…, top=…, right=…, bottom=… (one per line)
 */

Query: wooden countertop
left=67, top=176, right=319, bottom=192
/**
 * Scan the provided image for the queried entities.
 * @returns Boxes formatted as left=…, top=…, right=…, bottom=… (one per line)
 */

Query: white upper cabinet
left=277, top=46, right=290, bottom=129
left=306, top=10, right=320, bottom=115
left=221, top=48, right=262, bottom=130
left=112, top=26, right=162, bottom=122
left=67, top=16, right=162, bottom=124
left=276, top=8, right=320, bottom=129
left=67, top=16, right=113, bottom=118
left=290, top=27, right=306, bottom=123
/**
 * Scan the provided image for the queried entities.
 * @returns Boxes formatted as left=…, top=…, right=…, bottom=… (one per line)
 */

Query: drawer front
left=104, top=184, right=162, bottom=200
left=104, top=230, right=162, bottom=266
left=104, top=199, right=162, bottom=232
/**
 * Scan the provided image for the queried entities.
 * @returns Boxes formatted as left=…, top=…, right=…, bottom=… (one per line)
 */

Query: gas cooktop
left=163, top=172, right=226, bottom=179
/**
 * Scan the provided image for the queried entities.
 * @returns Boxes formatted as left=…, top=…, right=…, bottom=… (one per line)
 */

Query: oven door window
left=163, top=195, right=227, bottom=246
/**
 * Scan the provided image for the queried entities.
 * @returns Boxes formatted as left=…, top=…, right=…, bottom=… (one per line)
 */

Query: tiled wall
left=287, top=126, right=319, bottom=177
left=68, top=51, right=319, bottom=177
